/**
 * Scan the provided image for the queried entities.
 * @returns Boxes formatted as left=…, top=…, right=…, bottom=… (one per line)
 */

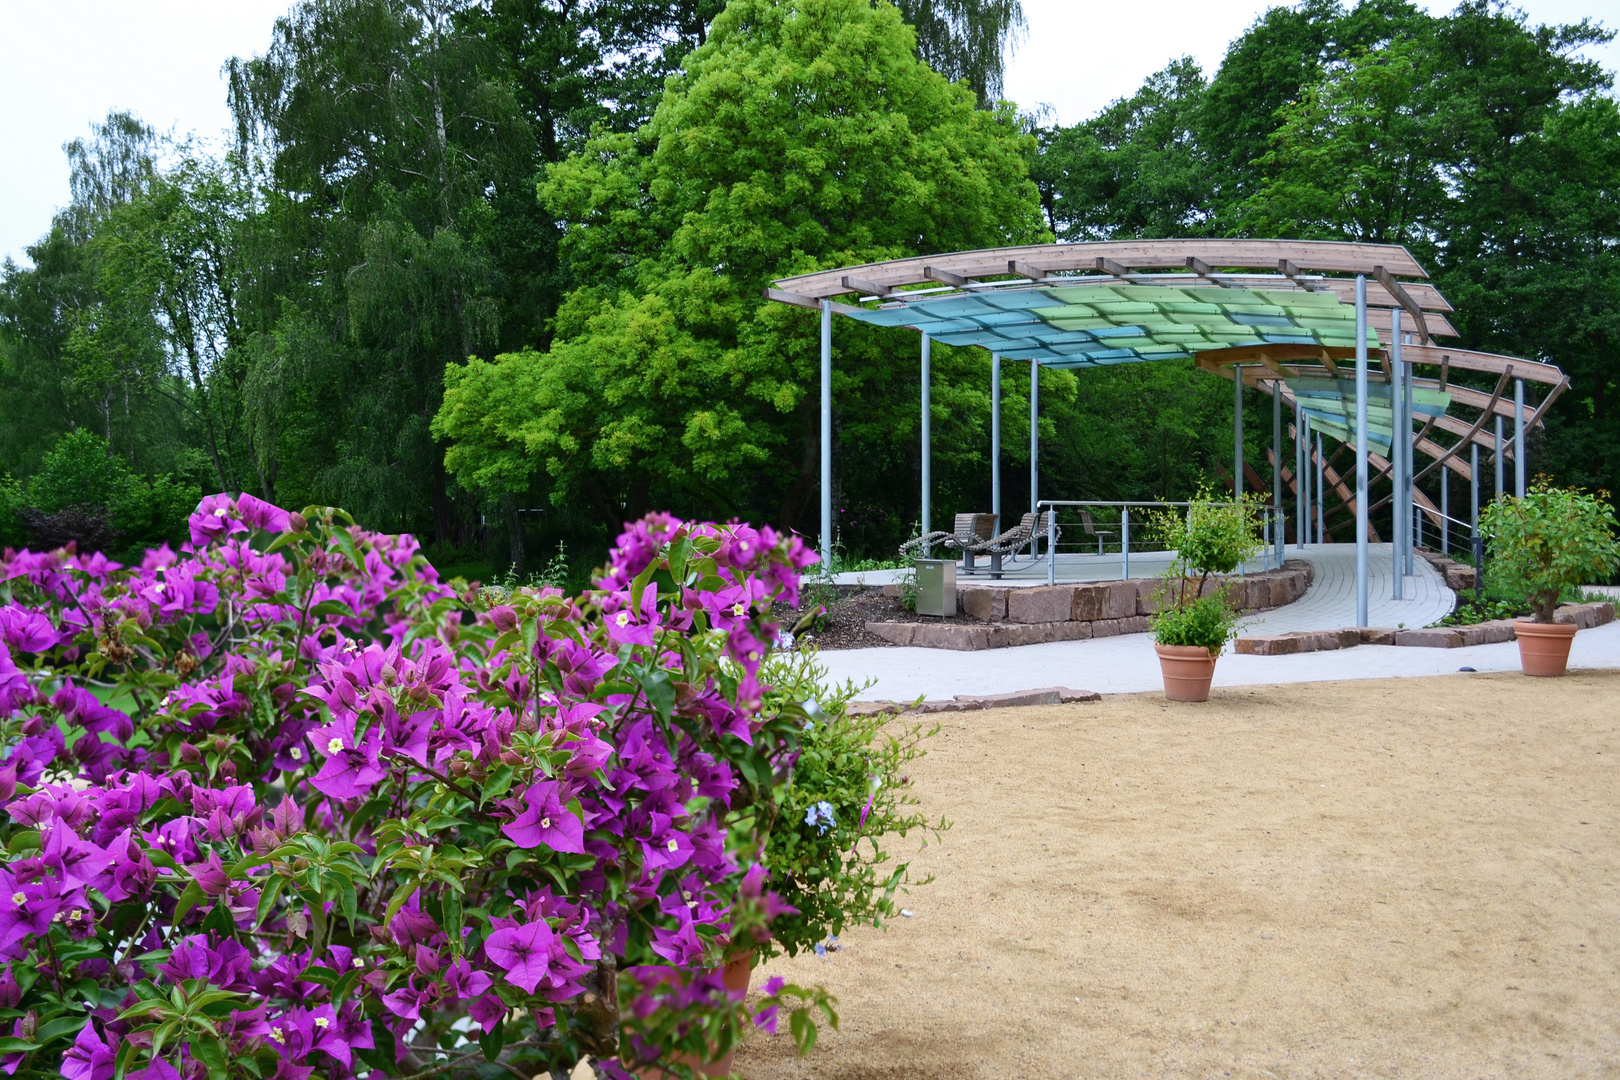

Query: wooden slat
left=1372, top=265, right=1433, bottom=344
left=761, top=288, right=861, bottom=314
left=1303, top=278, right=1453, bottom=313
left=771, top=239, right=1429, bottom=299
left=1363, top=307, right=1459, bottom=338
left=1399, top=345, right=1563, bottom=387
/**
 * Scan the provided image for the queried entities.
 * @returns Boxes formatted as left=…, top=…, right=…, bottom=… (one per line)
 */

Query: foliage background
left=1, top=0, right=1616, bottom=571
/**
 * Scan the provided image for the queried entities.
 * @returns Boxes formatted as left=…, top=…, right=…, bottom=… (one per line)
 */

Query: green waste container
left=914, top=558, right=956, bottom=617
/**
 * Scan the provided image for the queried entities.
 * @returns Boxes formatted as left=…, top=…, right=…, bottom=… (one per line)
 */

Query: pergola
left=765, top=240, right=1568, bottom=626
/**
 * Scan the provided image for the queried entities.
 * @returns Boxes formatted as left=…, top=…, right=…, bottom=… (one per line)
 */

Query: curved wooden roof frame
left=769, top=239, right=1567, bottom=484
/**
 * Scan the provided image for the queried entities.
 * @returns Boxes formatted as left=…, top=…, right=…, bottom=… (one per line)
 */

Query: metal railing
left=1036, top=499, right=1287, bottom=586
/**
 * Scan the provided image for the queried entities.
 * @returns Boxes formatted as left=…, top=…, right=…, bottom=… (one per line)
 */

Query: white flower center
left=353, top=957, right=365, bottom=968
left=540, top=817, right=551, bottom=829
left=315, top=1017, right=329, bottom=1029
left=270, top=1027, right=285, bottom=1044
left=327, top=737, right=344, bottom=754
left=290, top=747, right=302, bottom=760
left=731, top=602, right=747, bottom=617
left=11, top=892, right=24, bottom=906
left=666, top=838, right=679, bottom=852
left=615, top=612, right=631, bottom=627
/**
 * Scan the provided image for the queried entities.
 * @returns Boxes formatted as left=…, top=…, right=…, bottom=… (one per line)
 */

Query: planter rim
left=1154, top=642, right=1221, bottom=657
left=1512, top=619, right=1577, bottom=634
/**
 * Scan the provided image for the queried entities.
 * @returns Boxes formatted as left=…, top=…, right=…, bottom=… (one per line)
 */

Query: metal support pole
left=1470, top=444, right=1479, bottom=535
left=1441, top=467, right=1450, bottom=553
left=1047, top=513, right=1057, bottom=585
left=1121, top=507, right=1130, bottom=581
left=920, top=333, right=931, bottom=550
left=1494, top=415, right=1504, bottom=498
left=1514, top=378, right=1526, bottom=497
left=1272, top=381, right=1282, bottom=569
left=1295, top=402, right=1305, bottom=550
left=1403, top=328, right=1416, bottom=576
left=1354, top=274, right=1369, bottom=628
left=1234, top=365, right=1245, bottom=500
left=1315, top=431, right=1324, bottom=544
left=990, top=353, right=1001, bottom=532
left=1029, top=359, right=1039, bottom=517
left=819, top=300, right=832, bottom=570
left=1391, top=310, right=1404, bottom=599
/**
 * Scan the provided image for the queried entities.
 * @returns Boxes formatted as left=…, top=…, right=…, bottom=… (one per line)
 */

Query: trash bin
left=914, top=558, right=956, bottom=617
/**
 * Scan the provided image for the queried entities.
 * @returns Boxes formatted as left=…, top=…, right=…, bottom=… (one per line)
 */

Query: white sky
left=2, top=0, right=1616, bottom=266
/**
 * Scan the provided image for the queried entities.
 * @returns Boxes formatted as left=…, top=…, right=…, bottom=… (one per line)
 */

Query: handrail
left=1037, top=499, right=1286, bottom=585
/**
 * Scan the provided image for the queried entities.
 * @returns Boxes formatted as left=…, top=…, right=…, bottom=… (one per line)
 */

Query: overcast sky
left=2, top=0, right=1616, bottom=266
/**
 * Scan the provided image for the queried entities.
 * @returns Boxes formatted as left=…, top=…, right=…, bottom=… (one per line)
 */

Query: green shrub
left=756, top=648, right=945, bottom=959
left=1478, top=480, right=1620, bottom=623
left=1147, top=484, right=1264, bottom=652
left=18, top=429, right=199, bottom=554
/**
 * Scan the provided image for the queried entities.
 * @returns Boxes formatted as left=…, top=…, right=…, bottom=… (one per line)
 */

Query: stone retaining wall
left=1235, top=600, right=1615, bottom=655
left=1418, top=548, right=1479, bottom=591
left=866, top=561, right=1314, bottom=651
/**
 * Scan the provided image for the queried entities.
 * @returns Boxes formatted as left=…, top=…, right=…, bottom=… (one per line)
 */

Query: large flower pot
left=1155, top=643, right=1219, bottom=702
left=1513, top=619, right=1577, bottom=677
left=629, top=953, right=753, bottom=1079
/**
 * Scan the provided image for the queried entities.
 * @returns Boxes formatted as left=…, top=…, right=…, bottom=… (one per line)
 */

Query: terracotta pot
left=627, top=953, right=753, bottom=1079
left=1513, top=619, right=1577, bottom=677
left=1155, top=643, right=1219, bottom=702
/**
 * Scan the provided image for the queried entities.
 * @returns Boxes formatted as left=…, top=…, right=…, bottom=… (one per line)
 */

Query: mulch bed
left=770, top=583, right=977, bottom=651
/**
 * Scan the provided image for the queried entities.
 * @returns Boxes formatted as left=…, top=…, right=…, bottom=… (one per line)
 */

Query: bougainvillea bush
left=0, top=495, right=839, bottom=1079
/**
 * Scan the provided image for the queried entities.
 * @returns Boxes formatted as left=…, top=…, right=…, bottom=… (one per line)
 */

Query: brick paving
left=1238, top=542, right=1453, bottom=635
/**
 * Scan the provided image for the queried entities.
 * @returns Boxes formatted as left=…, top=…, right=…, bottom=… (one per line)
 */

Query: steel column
left=1470, top=444, right=1479, bottom=535
left=819, top=300, right=832, bottom=569
left=1392, top=310, right=1404, bottom=599
left=1402, top=328, right=1416, bottom=575
left=1029, top=359, right=1039, bottom=517
left=1315, top=431, right=1324, bottom=544
left=1514, top=378, right=1526, bottom=497
left=1495, top=415, right=1504, bottom=498
left=1233, top=365, right=1245, bottom=500
left=921, top=333, right=931, bottom=549
left=990, top=353, right=1001, bottom=532
left=1295, top=401, right=1305, bottom=550
left=1441, top=467, right=1450, bottom=553
left=1354, top=274, right=1369, bottom=628
left=1272, top=380, right=1282, bottom=569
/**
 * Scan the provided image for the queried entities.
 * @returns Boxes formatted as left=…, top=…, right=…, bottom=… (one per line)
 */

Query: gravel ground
left=734, top=670, right=1620, bottom=1079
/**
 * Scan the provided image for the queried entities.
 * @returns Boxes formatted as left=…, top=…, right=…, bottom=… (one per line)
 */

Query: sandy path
left=735, top=671, right=1620, bottom=1079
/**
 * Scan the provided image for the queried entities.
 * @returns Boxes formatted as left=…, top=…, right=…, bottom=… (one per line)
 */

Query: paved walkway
left=1238, top=543, right=1452, bottom=635
left=831, top=547, right=1269, bottom=587
left=819, top=619, right=1620, bottom=700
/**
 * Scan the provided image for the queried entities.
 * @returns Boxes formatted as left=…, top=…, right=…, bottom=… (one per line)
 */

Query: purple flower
left=60, top=1021, right=117, bottom=1080
left=308, top=719, right=386, bottom=801
left=502, top=781, right=586, bottom=854
left=127, top=1061, right=181, bottom=1080
left=445, top=956, right=494, bottom=999
left=484, top=920, right=559, bottom=994
left=0, top=607, right=62, bottom=653
left=236, top=493, right=292, bottom=534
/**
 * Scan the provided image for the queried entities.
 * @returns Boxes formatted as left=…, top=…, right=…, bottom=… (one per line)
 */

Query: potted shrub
left=1478, top=480, right=1620, bottom=676
left=1147, top=487, right=1263, bottom=701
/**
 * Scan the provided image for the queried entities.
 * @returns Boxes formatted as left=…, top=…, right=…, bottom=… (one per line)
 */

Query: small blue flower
left=803, top=801, right=836, bottom=834
left=814, top=942, right=827, bottom=958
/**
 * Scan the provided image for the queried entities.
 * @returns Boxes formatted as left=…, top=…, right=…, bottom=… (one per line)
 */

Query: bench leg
left=989, top=552, right=1003, bottom=579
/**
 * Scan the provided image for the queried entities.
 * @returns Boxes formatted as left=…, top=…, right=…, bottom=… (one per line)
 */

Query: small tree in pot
left=1147, top=486, right=1264, bottom=701
left=1478, top=480, right=1620, bottom=676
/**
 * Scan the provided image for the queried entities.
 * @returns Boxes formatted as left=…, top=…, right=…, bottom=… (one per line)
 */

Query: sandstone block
left=1072, top=583, right=1110, bottom=622
left=908, top=623, right=990, bottom=651
left=1135, top=579, right=1168, bottom=616
left=1118, top=615, right=1152, bottom=635
left=965, top=688, right=1063, bottom=709
left=1106, top=581, right=1139, bottom=619
left=1007, top=585, right=1074, bottom=624
left=1359, top=627, right=1397, bottom=645
left=865, top=621, right=914, bottom=646
left=958, top=586, right=1006, bottom=622
left=1055, top=686, right=1102, bottom=703
left=1394, top=627, right=1464, bottom=648
left=1246, top=578, right=1271, bottom=611
left=1334, top=628, right=1362, bottom=649
left=1091, top=618, right=1122, bottom=638
left=1444, top=565, right=1477, bottom=590
left=1235, top=634, right=1300, bottom=656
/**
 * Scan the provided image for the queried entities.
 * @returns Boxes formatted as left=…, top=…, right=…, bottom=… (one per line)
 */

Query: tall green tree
left=434, top=0, right=1047, bottom=541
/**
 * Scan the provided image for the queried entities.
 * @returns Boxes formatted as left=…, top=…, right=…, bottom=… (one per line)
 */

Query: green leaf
left=0, top=1037, right=41, bottom=1053
left=171, top=880, right=206, bottom=924
left=193, top=1036, right=230, bottom=1080
left=478, top=1018, right=505, bottom=1061
left=35, top=1014, right=88, bottom=1043
left=481, top=764, right=515, bottom=803
left=641, top=668, right=675, bottom=722
left=309, top=599, right=357, bottom=619
left=255, top=874, right=288, bottom=927
left=6, top=830, right=41, bottom=854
